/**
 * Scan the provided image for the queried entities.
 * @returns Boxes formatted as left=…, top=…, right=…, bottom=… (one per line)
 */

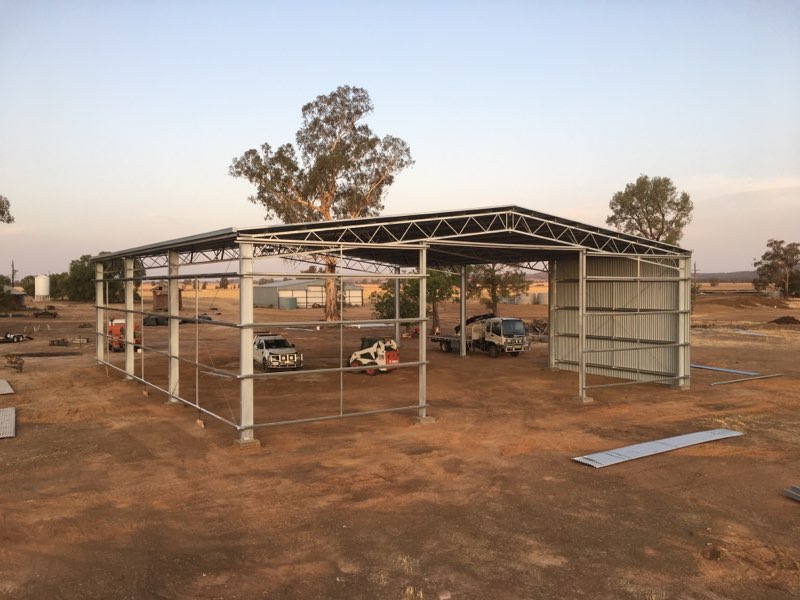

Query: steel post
left=167, top=250, right=180, bottom=403
left=418, top=246, right=427, bottom=418
left=548, top=260, right=555, bottom=369
left=238, top=242, right=256, bottom=444
left=460, top=265, right=467, bottom=356
left=124, top=257, right=135, bottom=378
left=578, top=250, right=589, bottom=402
left=95, top=262, right=105, bottom=364
left=676, top=255, right=691, bottom=389
left=394, top=267, right=401, bottom=347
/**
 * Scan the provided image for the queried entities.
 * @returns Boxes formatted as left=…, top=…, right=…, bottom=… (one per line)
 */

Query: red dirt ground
left=1, top=294, right=798, bottom=599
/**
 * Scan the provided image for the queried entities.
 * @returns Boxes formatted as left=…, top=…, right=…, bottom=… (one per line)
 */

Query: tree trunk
left=324, top=257, right=340, bottom=321
left=431, top=301, right=440, bottom=334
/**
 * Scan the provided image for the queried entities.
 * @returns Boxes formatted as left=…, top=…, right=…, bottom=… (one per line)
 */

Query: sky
left=1, top=0, right=798, bottom=278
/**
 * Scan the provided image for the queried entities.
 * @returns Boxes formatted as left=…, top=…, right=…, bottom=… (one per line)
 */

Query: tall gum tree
left=0, top=195, right=14, bottom=224
left=754, top=239, right=800, bottom=298
left=606, top=175, right=693, bottom=245
left=230, top=85, right=413, bottom=320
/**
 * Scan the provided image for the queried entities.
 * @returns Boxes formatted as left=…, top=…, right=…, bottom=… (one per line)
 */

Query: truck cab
left=472, top=317, right=529, bottom=356
left=253, top=332, right=303, bottom=371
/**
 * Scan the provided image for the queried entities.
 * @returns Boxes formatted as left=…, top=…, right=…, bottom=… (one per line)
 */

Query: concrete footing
left=574, top=395, right=594, bottom=405
left=234, top=437, right=262, bottom=450
left=415, top=415, right=437, bottom=425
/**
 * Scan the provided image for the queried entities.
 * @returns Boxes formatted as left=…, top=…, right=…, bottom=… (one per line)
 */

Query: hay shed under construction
left=93, top=205, right=692, bottom=444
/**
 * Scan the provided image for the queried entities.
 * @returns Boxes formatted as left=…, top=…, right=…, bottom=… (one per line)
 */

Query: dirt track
left=1, top=294, right=799, bottom=599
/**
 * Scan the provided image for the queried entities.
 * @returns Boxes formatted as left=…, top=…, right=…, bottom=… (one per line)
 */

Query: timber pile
left=526, top=319, right=549, bottom=338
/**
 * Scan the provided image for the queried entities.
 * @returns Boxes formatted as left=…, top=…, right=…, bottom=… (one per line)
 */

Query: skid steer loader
left=349, top=337, right=399, bottom=375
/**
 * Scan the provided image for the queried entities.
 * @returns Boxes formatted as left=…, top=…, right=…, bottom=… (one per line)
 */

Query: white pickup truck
left=253, top=332, right=303, bottom=371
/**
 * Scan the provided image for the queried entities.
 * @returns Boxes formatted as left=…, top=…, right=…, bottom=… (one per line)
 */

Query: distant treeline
left=695, top=270, right=756, bottom=283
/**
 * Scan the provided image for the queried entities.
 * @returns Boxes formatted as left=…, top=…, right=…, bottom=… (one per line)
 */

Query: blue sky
left=1, top=0, right=798, bottom=276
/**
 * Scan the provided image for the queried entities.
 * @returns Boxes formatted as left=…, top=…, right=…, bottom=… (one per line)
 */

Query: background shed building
left=254, top=279, right=363, bottom=309
left=152, top=284, right=182, bottom=311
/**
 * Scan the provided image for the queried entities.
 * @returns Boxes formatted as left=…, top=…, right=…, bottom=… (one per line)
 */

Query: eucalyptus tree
left=467, top=264, right=529, bottom=314
left=754, top=239, right=800, bottom=298
left=0, top=195, right=13, bottom=224
left=606, top=175, right=693, bottom=244
left=230, top=85, right=413, bottom=320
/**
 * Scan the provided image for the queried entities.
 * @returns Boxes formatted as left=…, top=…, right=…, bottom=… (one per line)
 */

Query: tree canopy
left=229, top=85, right=413, bottom=320
left=230, top=85, right=413, bottom=224
left=370, top=270, right=458, bottom=332
left=753, top=239, right=800, bottom=298
left=606, top=175, right=693, bottom=245
left=467, top=264, right=529, bottom=314
left=0, top=195, right=13, bottom=224
left=58, top=254, right=145, bottom=302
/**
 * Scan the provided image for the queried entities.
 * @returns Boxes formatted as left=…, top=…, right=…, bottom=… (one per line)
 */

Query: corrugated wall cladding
left=587, top=255, right=678, bottom=279
left=587, top=281, right=678, bottom=311
left=551, top=255, right=689, bottom=384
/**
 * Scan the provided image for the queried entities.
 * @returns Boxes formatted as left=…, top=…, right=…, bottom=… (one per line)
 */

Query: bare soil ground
left=1, top=293, right=799, bottom=599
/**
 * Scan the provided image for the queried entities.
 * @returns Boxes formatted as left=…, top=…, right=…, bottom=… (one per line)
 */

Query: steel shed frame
left=93, top=205, right=691, bottom=443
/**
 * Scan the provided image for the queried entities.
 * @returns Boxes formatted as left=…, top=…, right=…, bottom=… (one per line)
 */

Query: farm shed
left=92, top=205, right=691, bottom=445
left=254, top=279, right=363, bottom=308
left=2, top=286, right=26, bottom=308
left=151, top=284, right=182, bottom=311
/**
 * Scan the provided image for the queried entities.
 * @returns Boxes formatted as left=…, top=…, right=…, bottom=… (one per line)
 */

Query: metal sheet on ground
left=0, top=379, right=13, bottom=395
left=783, top=485, right=800, bottom=502
left=573, top=429, right=742, bottom=468
left=691, top=364, right=759, bottom=377
left=0, top=407, right=15, bottom=439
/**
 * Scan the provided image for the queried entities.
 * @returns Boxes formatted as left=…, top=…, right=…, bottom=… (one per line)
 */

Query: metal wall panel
left=552, top=255, right=689, bottom=386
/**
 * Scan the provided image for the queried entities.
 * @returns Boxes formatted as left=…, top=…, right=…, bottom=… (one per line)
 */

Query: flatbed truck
left=429, top=314, right=530, bottom=357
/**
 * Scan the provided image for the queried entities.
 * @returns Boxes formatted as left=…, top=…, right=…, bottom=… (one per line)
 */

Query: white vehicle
left=429, top=314, right=530, bottom=357
left=253, top=332, right=303, bottom=371
left=349, top=337, right=399, bottom=375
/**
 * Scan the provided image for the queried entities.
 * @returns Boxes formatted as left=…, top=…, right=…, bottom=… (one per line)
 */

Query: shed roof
left=95, top=205, right=689, bottom=268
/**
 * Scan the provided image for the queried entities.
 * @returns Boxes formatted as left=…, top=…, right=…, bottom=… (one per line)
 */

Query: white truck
left=253, top=332, right=303, bottom=371
left=429, top=314, right=530, bottom=357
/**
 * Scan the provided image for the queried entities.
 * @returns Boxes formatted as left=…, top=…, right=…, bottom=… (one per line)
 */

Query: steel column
left=548, top=259, right=556, bottom=369
left=394, top=267, right=401, bottom=346
left=167, top=250, right=180, bottom=403
left=95, top=262, right=105, bottom=364
left=124, top=257, right=135, bottom=378
left=578, top=250, right=588, bottom=401
left=459, top=265, right=467, bottom=356
left=676, top=255, right=691, bottom=388
left=418, top=246, right=427, bottom=418
left=238, top=242, right=256, bottom=443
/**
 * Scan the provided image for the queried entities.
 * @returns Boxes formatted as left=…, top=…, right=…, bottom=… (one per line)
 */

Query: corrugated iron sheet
left=573, top=429, right=742, bottom=468
left=0, top=407, right=16, bottom=439
left=552, top=255, right=688, bottom=383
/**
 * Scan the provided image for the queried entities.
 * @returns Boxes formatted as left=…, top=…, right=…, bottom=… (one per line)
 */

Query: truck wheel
left=350, top=360, right=361, bottom=373
left=510, top=352, right=520, bottom=357
left=365, top=362, right=378, bottom=376
left=440, top=341, right=451, bottom=353
left=262, top=358, right=269, bottom=372
left=488, top=344, right=500, bottom=358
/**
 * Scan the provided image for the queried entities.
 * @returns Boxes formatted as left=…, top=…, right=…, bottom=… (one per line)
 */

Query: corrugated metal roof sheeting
left=573, top=429, right=742, bottom=468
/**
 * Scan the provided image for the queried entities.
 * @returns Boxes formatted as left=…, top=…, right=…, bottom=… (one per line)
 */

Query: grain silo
left=34, top=274, right=50, bottom=301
